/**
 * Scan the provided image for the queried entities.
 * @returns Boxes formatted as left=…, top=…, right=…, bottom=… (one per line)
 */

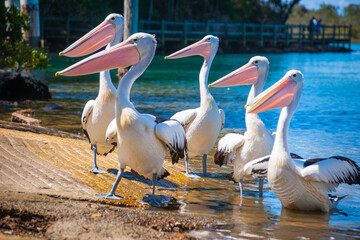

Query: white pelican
left=165, top=35, right=225, bottom=177
left=56, top=33, right=187, bottom=203
left=59, top=14, right=124, bottom=174
left=246, top=70, right=360, bottom=212
left=209, top=56, right=274, bottom=196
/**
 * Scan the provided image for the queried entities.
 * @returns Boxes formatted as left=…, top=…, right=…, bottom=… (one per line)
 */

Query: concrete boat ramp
left=0, top=121, right=228, bottom=239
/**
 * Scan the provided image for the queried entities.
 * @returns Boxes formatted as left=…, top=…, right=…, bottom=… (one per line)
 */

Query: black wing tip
left=214, top=150, right=226, bottom=167
left=83, top=128, right=91, bottom=143
left=155, top=116, right=169, bottom=124
left=290, top=152, right=303, bottom=159
left=103, top=144, right=116, bottom=156
left=226, top=172, right=236, bottom=182
left=306, top=156, right=360, bottom=185
left=158, top=168, right=170, bottom=180
left=169, top=137, right=187, bottom=165
left=255, top=156, right=270, bottom=165
left=170, top=146, right=186, bottom=164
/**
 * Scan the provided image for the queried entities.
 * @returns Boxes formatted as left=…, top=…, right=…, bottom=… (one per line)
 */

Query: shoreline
left=0, top=121, right=220, bottom=239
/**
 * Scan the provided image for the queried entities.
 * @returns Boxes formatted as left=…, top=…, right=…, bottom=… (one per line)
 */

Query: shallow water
left=2, top=44, right=360, bottom=238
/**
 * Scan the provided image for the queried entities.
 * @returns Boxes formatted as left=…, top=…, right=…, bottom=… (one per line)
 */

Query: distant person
left=308, top=16, right=317, bottom=38
left=316, top=18, right=322, bottom=35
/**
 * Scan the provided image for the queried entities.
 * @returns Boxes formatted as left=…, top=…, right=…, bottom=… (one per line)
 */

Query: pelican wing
left=301, top=156, right=360, bottom=185
left=81, top=99, right=95, bottom=142
left=155, top=118, right=187, bottom=164
left=219, top=108, right=225, bottom=130
left=244, top=155, right=270, bottom=178
left=171, top=108, right=198, bottom=131
left=105, top=118, right=117, bottom=146
left=244, top=153, right=304, bottom=179
left=214, top=132, right=244, bottom=167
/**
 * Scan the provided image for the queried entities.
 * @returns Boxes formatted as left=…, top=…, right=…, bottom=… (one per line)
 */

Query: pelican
left=246, top=70, right=360, bottom=212
left=56, top=33, right=187, bottom=203
left=59, top=14, right=124, bottom=174
left=209, top=56, right=273, bottom=196
left=165, top=35, right=225, bottom=177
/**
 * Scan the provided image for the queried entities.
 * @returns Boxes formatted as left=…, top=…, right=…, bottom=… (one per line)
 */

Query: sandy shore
left=0, top=121, right=220, bottom=239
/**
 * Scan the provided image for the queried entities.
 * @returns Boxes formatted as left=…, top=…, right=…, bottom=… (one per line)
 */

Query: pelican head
left=165, top=35, right=219, bottom=62
left=246, top=70, right=304, bottom=114
left=56, top=33, right=156, bottom=77
left=209, top=56, right=269, bottom=88
left=59, top=13, right=124, bottom=57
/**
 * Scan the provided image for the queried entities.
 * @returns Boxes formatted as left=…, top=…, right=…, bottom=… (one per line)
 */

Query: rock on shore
left=0, top=70, right=51, bottom=100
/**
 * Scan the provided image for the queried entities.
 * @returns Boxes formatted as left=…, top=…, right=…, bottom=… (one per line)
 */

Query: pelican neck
left=98, top=34, right=123, bottom=96
left=117, top=49, right=154, bottom=109
left=271, top=85, right=302, bottom=161
left=245, top=74, right=267, bottom=133
left=199, top=57, right=215, bottom=108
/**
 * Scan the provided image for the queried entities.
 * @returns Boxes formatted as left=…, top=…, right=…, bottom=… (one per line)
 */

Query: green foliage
left=1, top=41, right=49, bottom=72
left=137, top=0, right=299, bottom=24
left=0, top=4, right=49, bottom=72
left=39, top=0, right=113, bottom=23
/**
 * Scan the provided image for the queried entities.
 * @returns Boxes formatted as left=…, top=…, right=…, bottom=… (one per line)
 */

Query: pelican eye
left=110, top=16, right=116, bottom=22
left=131, top=37, right=139, bottom=43
left=292, top=73, right=298, bottom=79
left=206, top=37, right=211, bottom=42
left=253, top=60, right=259, bottom=65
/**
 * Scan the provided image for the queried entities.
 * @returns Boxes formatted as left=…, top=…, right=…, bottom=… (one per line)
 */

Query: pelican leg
left=202, top=154, right=207, bottom=177
left=259, top=178, right=264, bottom=198
left=90, top=144, right=107, bottom=174
left=239, top=179, right=243, bottom=205
left=152, top=173, right=157, bottom=196
left=96, top=168, right=124, bottom=200
left=185, top=153, right=189, bottom=176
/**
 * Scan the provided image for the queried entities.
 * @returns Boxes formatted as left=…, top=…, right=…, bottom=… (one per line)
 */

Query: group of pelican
left=56, top=14, right=360, bottom=212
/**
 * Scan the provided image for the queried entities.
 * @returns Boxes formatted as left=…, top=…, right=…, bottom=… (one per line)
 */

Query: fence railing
left=41, top=17, right=352, bottom=50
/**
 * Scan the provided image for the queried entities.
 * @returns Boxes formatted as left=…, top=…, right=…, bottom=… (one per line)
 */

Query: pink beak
left=59, top=20, right=116, bottom=57
left=209, top=62, right=259, bottom=88
left=165, top=39, right=211, bottom=61
left=246, top=76, right=297, bottom=114
left=56, top=41, right=140, bottom=77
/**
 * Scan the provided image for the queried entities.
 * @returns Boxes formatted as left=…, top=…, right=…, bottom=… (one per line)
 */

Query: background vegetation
left=0, top=4, right=49, bottom=72
left=39, top=0, right=360, bottom=41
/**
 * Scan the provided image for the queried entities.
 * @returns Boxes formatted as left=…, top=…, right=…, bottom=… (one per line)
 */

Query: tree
left=266, top=0, right=301, bottom=24
left=0, top=3, right=49, bottom=72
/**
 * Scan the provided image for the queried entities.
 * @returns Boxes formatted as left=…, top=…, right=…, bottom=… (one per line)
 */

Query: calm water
left=2, top=44, right=360, bottom=238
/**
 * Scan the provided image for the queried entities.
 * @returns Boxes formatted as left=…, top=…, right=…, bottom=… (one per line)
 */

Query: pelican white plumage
left=246, top=70, right=360, bottom=212
left=165, top=35, right=225, bottom=177
left=56, top=33, right=187, bottom=204
left=209, top=56, right=274, bottom=196
left=59, top=14, right=124, bottom=174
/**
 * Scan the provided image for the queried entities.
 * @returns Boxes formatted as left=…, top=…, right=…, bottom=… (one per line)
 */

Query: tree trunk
left=123, top=0, right=139, bottom=40
left=120, top=0, right=139, bottom=81
left=20, top=0, right=40, bottom=47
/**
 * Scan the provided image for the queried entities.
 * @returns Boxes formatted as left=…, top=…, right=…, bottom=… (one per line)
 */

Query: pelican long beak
left=165, top=39, right=211, bottom=61
left=56, top=40, right=140, bottom=76
left=246, top=75, right=297, bottom=114
left=59, top=20, right=116, bottom=57
left=209, top=62, right=258, bottom=88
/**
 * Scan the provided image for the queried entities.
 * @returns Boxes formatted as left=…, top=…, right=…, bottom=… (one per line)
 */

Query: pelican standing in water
left=209, top=56, right=274, bottom=197
left=165, top=35, right=225, bottom=177
left=56, top=33, right=187, bottom=203
left=246, top=70, right=360, bottom=212
left=59, top=14, right=123, bottom=174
